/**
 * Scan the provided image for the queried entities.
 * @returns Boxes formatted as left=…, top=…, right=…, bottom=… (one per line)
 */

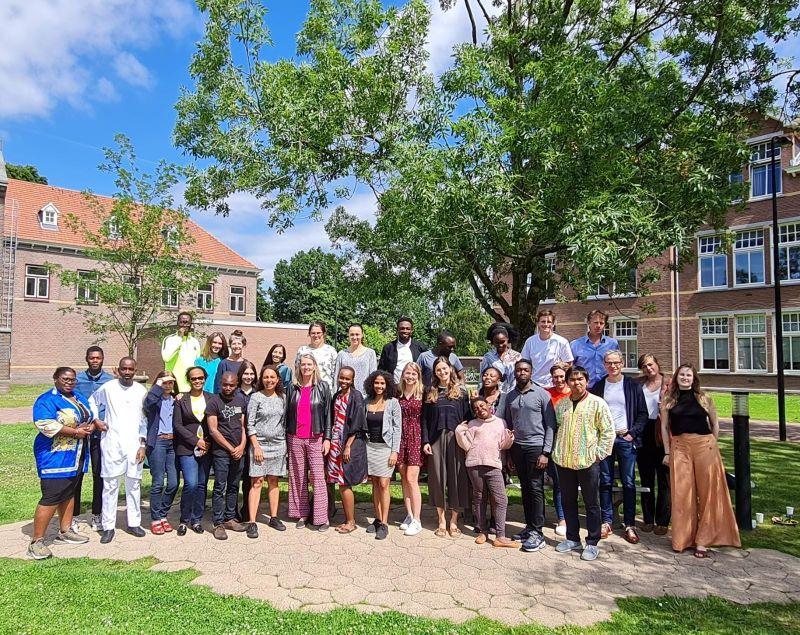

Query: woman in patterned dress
left=328, top=366, right=367, bottom=533
left=396, top=362, right=424, bottom=536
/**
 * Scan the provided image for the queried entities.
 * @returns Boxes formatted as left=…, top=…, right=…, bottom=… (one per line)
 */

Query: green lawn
left=0, top=556, right=797, bottom=635
left=0, top=383, right=49, bottom=410
left=710, top=392, right=800, bottom=423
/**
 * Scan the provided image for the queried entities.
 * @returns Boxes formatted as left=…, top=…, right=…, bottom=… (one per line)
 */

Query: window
left=736, top=314, right=767, bottom=371
left=589, top=268, right=636, bottom=298
left=161, top=288, right=179, bottom=309
left=107, top=217, right=122, bottom=240
left=120, top=275, right=141, bottom=306
left=161, top=226, right=179, bottom=247
left=783, top=313, right=800, bottom=371
left=750, top=141, right=782, bottom=198
left=197, top=284, right=214, bottom=312
left=698, top=236, right=727, bottom=289
left=229, top=286, right=245, bottom=313
left=700, top=317, right=729, bottom=370
left=39, top=204, right=58, bottom=229
left=76, top=271, right=98, bottom=305
left=543, top=255, right=557, bottom=300
left=779, top=223, right=800, bottom=282
left=613, top=320, right=638, bottom=370
left=733, top=230, right=765, bottom=286
left=24, top=265, right=49, bottom=299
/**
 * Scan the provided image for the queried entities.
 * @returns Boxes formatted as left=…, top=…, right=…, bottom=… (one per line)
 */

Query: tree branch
left=464, top=0, right=478, bottom=45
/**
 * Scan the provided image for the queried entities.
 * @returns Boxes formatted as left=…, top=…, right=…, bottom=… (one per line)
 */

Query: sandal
left=693, top=548, right=711, bottom=559
left=771, top=516, right=799, bottom=526
left=335, top=523, right=357, bottom=534
left=434, top=527, right=447, bottom=538
left=448, top=526, right=462, bottom=538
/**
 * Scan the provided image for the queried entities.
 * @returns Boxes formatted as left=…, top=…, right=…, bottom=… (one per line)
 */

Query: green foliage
left=50, top=136, right=213, bottom=355
left=255, top=276, right=274, bottom=322
left=6, top=163, right=48, bottom=184
left=361, top=323, right=392, bottom=352
left=176, top=0, right=800, bottom=339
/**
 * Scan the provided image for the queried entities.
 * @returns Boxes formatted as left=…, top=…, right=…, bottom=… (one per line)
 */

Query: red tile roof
left=3, top=179, right=259, bottom=271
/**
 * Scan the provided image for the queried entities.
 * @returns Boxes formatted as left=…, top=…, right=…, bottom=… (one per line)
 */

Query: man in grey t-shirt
left=416, top=331, right=466, bottom=386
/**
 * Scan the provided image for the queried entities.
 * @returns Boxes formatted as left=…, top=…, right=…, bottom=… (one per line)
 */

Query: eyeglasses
left=59, top=378, right=77, bottom=384
left=605, top=361, right=623, bottom=366
left=189, top=376, right=205, bottom=382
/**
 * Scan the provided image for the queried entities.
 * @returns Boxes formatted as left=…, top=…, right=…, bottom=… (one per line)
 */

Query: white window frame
left=161, top=287, right=179, bottom=309
left=699, top=316, right=730, bottom=372
left=120, top=275, right=141, bottom=306
left=24, top=265, right=49, bottom=299
left=38, top=203, right=59, bottom=229
left=541, top=254, right=557, bottom=303
left=733, top=229, right=765, bottom=288
left=107, top=217, right=122, bottom=240
left=229, top=285, right=246, bottom=314
left=697, top=235, right=728, bottom=290
left=586, top=268, right=637, bottom=300
left=76, top=270, right=98, bottom=305
left=782, top=312, right=800, bottom=374
left=735, top=314, right=767, bottom=373
left=778, top=222, right=800, bottom=284
left=612, top=319, right=638, bottom=371
left=197, top=283, right=214, bottom=312
left=749, top=141, right=782, bottom=199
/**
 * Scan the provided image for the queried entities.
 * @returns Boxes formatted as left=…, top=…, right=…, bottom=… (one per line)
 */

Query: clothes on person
left=334, top=348, right=378, bottom=396
left=366, top=410, right=384, bottom=444
left=638, top=378, right=671, bottom=528
left=327, top=389, right=368, bottom=486
left=206, top=392, right=247, bottom=457
left=364, top=397, right=402, bottom=478
left=552, top=393, right=615, bottom=471
left=173, top=391, right=213, bottom=527
left=194, top=356, right=222, bottom=393
left=378, top=338, right=428, bottom=383
left=569, top=334, right=620, bottom=387
left=206, top=391, right=246, bottom=527
left=396, top=395, right=423, bottom=467
left=213, top=358, right=243, bottom=394
left=287, top=435, right=328, bottom=525
left=247, top=392, right=287, bottom=478
left=423, top=388, right=471, bottom=510
left=295, top=344, right=338, bottom=388
left=285, top=382, right=333, bottom=439
left=143, top=384, right=178, bottom=523
left=546, top=387, right=571, bottom=407
left=668, top=389, right=713, bottom=436
left=74, top=369, right=114, bottom=416
left=162, top=333, right=202, bottom=392
left=276, top=363, right=293, bottom=390
left=456, top=414, right=514, bottom=470
left=520, top=332, right=574, bottom=388
left=416, top=351, right=464, bottom=387
left=503, top=382, right=556, bottom=450
left=479, top=348, right=522, bottom=393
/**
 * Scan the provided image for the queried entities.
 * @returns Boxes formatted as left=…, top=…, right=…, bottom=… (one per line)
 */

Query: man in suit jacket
left=378, top=317, right=428, bottom=384
left=590, top=350, right=648, bottom=545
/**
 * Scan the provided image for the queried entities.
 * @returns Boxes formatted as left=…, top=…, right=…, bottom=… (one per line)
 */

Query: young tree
left=175, top=0, right=799, bottom=337
left=53, top=135, right=213, bottom=356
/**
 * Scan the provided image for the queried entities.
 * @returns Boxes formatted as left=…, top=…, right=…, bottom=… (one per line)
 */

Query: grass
left=0, top=383, right=49, bottom=410
left=0, top=556, right=798, bottom=635
left=709, top=392, right=800, bottom=423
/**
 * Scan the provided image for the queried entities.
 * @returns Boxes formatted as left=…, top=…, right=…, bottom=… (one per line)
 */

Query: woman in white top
left=334, top=323, right=377, bottom=397
left=295, top=321, right=338, bottom=389
left=637, top=353, right=671, bottom=535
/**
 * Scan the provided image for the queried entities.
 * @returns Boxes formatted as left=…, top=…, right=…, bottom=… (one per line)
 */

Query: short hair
left=550, top=361, right=570, bottom=375
left=515, top=358, right=533, bottom=369
left=437, top=330, right=455, bottom=345
left=177, top=311, right=193, bottom=322
left=185, top=366, right=207, bottom=381
left=200, top=332, right=229, bottom=362
left=470, top=395, right=488, bottom=408
left=486, top=322, right=518, bottom=344
left=586, top=309, right=609, bottom=323
left=85, top=346, right=104, bottom=358
left=53, top=366, right=76, bottom=380
left=397, top=316, right=414, bottom=327
left=566, top=365, right=590, bottom=381
left=229, top=329, right=246, bottom=346
left=118, top=356, right=136, bottom=368
left=536, top=309, right=556, bottom=323
left=236, top=359, right=258, bottom=386
left=364, top=370, right=396, bottom=400
left=482, top=365, right=503, bottom=379
left=604, top=350, right=623, bottom=363
left=308, top=321, right=327, bottom=335
left=337, top=365, right=356, bottom=379
left=348, top=323, right=363, bottom=332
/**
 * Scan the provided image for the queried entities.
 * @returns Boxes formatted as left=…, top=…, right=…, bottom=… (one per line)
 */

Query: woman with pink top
left=455, top=396, right=518, bottom=547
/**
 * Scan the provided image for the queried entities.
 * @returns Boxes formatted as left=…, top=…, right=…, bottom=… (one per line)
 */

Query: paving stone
left=427, top=607, right=477, bottom=623
left=478, top=607, right=531, bottom=626
left=524, top=603, right=567, bottom=627
left=330, top=585, right=369, bottom=605
left=289, top=587, right=333, bottom=605
left=150, top=560, right=194, bottom=572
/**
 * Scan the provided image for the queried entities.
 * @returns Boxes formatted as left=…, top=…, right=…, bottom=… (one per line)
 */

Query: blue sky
left=0, top=0, right=483, bottom=284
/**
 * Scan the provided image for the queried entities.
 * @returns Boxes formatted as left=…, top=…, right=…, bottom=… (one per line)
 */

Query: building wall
left=9, top=247, right=260, bottom=382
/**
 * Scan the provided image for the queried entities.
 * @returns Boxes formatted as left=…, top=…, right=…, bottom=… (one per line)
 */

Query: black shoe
left=296, top=518, right=306, bottom=529
left=177, top=524, right=188, bottom=536
left=268, top=517, right=286, bottom=532
left=366, top=518, right=379, bottom=534
left=317, top=523, right=329, bottom=532
left=375, top=523, right=388, bottom=540
left=128, top=526, right=146, bottom=538
left=512, top=527, right=533, bottom=542
left=100, top=529, right=115, bottom=544
left=246, top=523, right=258, bottom=539
left=191, top=523, right=204, bottom=534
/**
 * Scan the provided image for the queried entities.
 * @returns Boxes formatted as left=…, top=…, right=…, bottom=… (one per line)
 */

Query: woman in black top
left=422, top=357, right=471, bottom=537
left=660, top=364, right=740, bottom=557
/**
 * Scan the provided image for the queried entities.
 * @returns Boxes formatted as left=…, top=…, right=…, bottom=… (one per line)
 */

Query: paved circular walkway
left=2, top=503, right=798, bottom=628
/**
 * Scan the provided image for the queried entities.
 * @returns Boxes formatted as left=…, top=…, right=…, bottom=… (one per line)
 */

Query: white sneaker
left=555, top=523, right=567, bottom=537
left=399, top=514, right=413, bottom=531
left=70, top=519, right=79, bottom=533
left=404, top=519, right=422, bottom=536
left=90, top=514, right=102, bottom=531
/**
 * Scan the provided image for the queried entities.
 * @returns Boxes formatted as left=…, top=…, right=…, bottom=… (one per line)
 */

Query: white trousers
left=101, top=474, right=141, bottom=530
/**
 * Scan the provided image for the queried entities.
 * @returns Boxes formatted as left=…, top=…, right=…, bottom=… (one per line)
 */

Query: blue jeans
left=178, top=453, right=211, bottom=525
left=547, top=460, right=565, bottom=521
left=212, top=453, right=243, bottom=526
left=148, top=438, right=179, bottom=521
left=599, top=436, right=637, bottom=527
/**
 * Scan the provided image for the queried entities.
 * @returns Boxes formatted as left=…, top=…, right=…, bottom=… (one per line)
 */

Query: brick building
left=538, top=114, right=800, bottom=392
left=0, top=152, right=308, bottom=383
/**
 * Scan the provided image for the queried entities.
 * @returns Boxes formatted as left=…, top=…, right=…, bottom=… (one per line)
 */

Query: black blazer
left=378, top=339, right=428, bottom=374
left=590, top=377, right=648, bottom=447
left=173, top=391, right=214, bottom=457
left=285, top=382, right=333, bottom=439
left=330, top=389, right=367, bottom=442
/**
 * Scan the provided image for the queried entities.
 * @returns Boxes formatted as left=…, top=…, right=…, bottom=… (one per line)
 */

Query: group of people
left=28, top=310, right=741, bottom=563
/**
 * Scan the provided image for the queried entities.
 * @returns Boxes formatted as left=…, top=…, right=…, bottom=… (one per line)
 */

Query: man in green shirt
left=161, top=312, right=201, bottom=392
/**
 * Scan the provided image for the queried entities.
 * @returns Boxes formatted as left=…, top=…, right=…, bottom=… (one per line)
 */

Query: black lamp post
left=770, top=134, right=789, bottom=442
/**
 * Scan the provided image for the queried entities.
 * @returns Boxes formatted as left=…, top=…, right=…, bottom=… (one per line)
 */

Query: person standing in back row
left=417, top=332, right=465, bottom=386
left=570, top=310, right=619, bottom=388
left=162, top=312, right=201, bottom=393
left=520, top=311, right=573, bottom=388
left=295, top=322, right=338, bottom=389
left=378, top=317, right=428, bottom=384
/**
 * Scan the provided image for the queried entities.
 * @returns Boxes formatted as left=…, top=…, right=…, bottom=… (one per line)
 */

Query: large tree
left=175, top=0, right=799, bottom=337
left=7, top=163, right=48, bottom=184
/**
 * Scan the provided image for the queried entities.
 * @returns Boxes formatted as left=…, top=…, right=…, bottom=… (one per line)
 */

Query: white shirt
left=643, top=384, right=661, bottom=420
left=521, top=332, right=574, bottom=387
left=394, top=340, right=414, bottom=384
left=90, top=380, right=148, bottom=479
left=603, top=379, right=628, bottom=432
left=295, top=344, right=338, bottom=388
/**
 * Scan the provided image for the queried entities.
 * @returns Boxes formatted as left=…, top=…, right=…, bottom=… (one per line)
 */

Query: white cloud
left=95, top=77, right=119, bottom=102
left=424, top=0, right=497, bottom=76
left=0, top=0, right=197, bottom=119
left=114, top=53, right=154, bottom=89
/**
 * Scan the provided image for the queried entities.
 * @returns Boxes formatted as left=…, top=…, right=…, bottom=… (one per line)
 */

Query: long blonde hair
left=397, top=362, right=424, bottom=401
left=293, top=353, right=322, bottom=386
left=426, top=356, right=463, bottom=403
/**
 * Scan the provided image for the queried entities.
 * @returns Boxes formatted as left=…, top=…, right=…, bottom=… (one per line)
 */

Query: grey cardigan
left=364, top=397, right=402, bottom=452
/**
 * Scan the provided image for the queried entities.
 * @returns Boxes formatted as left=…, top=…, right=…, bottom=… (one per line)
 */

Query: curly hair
left=363, top=369, right=396, bottom=400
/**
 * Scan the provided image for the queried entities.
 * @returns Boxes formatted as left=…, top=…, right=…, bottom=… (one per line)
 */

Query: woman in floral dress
left=396, top=362, right=425, bottom=536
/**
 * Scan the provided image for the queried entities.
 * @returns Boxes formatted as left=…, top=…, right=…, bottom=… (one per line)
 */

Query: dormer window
left=39, top=203, right=59, bottom=229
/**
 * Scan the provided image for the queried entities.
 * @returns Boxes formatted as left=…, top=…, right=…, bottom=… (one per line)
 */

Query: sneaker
left=555, top=523, right=567, bottom=537
left=28, top=539, right=52, bottom=560
left=581, top=544, right=599, bottom=561
left=521, top=534, right=546, bottom=552
left=399, top=514, right=413, bottom=531
left=246, top=523, right=259, bottom=539
left=213, top=525, right=228, bottom=540
left=317, top=523, right=330, bottom=532
left=54, top=529, right=90, bottom=545
left=128, top=526, right=146, bottom=538
left=268, top=517, right=287, bottom=532
left=375, top=523, right=388, bottom=540
left=404, top=519, right=422, bottom=536
left=555, top=539, right=583, bottom=553
left=176, top=524, right=188, bottom=536
left=296, top=519, right=307, bottom=529
left=223, top=520, right=247, bottom=532
left=70, top=519, right=80, bottom=533
left=512, top=527, right=532, bottom=542
left=90, top=514, right=102, bottom=531
left=191, top=523, right=204, bottom=534
left=151, top=521, right=165, bottom=536
left=366, top=518, right=379, bottom=534
left=100, top=529, right=115, bottom=544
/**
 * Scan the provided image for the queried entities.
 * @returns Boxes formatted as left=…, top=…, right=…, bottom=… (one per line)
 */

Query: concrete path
left=1, top=503, right=798, bottom=628
left=0, top=406, right=30, bottom=424
left=718, top=419, right=800, bottom=442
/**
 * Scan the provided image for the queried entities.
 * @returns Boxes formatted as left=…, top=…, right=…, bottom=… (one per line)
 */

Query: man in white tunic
left=90, top=357, right=148, bottom=543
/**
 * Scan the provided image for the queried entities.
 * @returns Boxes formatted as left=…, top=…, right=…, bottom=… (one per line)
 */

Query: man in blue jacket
left=590, top=350, right=648, bottom=545
left=73, top=346, right=114, bottom=531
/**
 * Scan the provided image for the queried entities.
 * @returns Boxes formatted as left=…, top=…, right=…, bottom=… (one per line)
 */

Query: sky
left=0, top=0, right=490, bottom=285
